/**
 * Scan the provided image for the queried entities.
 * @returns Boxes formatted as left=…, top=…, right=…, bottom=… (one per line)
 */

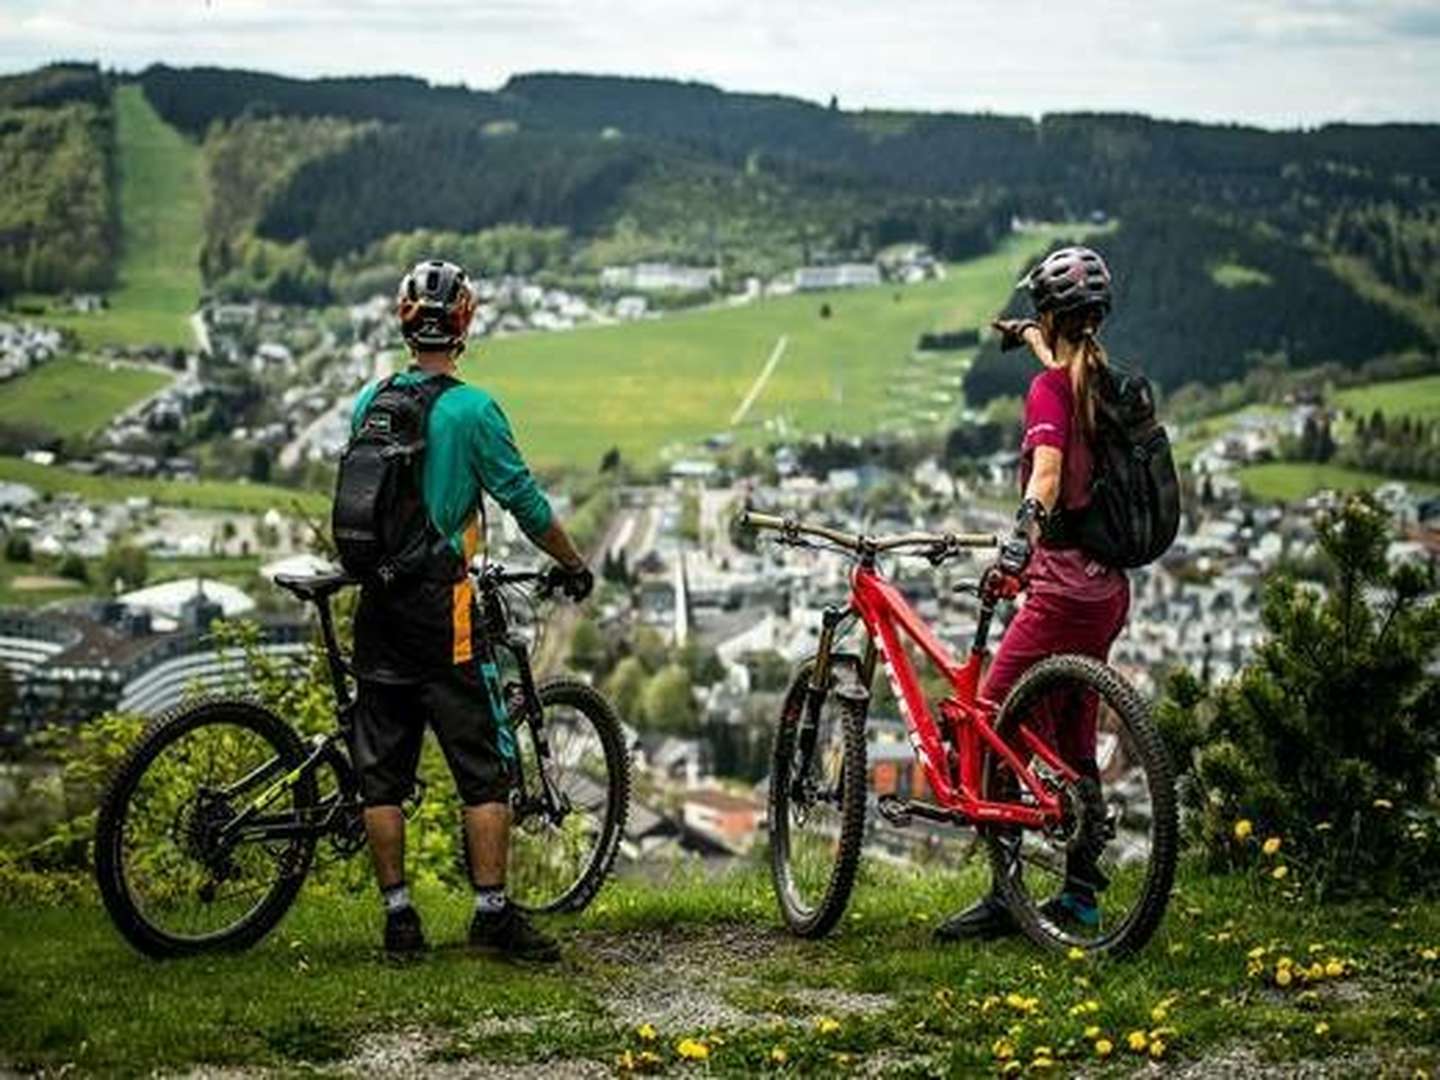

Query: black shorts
left=349, top=662, right=515, bottom=807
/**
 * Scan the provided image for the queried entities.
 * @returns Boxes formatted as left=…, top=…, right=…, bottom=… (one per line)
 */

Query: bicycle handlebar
left=738, top=510, right=997, bottom=557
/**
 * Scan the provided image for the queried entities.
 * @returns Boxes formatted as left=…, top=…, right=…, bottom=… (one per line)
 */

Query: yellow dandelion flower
left=1326, top=959, right=1345, bottom=976
left=1314, top=1022, right=1330, bottom=1036
left=1276, top=967, right=1294, bottom=987
left=993, top=1038, right=1015, bottom=1060
left=1127, top=1030, right=1149, bottom=1052
left=1032, top=1046, right=1054, bottom=1059
left=1095, top=1038, right=1114, bottom=1058
left=816, top=1016, right=841, bottom=1035
left=1307, top=962, right=1326, bottom=980
left=636, top=1023, right=657, bottom=1042
left=1150, top=1039, right=1167, bottom=1059
left=1262, top=837, right=1282, bottom=856
left=1151, top=1005, right=1168, bottom=1023
left=1084, top=1025, right=1101, bottom=1040
left=618, top=1050, right=636, bottom=1071
left=1248, top=945, right=1268, bottom=959
left=1234, top=819, right=1254, bottom=840
left=1272, top=865, right=1290, bottom=880
left=1421, top=949, right=1438, bottom=963
left=639, top=1051, right=662, bottom=1067
left=770, top=1046, right=788, bottom=1064
left=1001, top=1062, right=1023, bottom=1076
left=1067, top=946, right=1086, bottom=962
left=1032, top=1057, right=1056, bottom=1070
left=676, top=1038, right=710, bottom=1061
left=1373, top=798, right=1393, bottom=810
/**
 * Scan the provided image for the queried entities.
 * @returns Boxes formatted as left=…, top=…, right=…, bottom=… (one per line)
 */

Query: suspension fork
left=795, top=605, right=848, bottom=786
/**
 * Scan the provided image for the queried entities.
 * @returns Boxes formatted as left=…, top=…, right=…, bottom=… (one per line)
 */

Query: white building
left=793, top=263, right=881, bottom=291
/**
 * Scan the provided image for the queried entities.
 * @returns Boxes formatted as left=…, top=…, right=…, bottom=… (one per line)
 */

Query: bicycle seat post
left=313, top=595, right=351, bottom=707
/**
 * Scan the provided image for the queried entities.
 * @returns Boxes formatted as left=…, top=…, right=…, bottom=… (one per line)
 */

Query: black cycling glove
left=555, top=564, right=594, bottom=602
left=999, top=497, right=1047, bottom=576
left=994, top=318, right=1041, bottom=353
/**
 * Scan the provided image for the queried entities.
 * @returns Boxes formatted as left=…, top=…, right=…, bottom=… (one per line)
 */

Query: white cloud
left=0, top=0, right=1435, bottom=124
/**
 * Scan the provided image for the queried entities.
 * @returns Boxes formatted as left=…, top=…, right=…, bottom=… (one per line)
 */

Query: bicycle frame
left=844, top=563, right=1080, bottom=831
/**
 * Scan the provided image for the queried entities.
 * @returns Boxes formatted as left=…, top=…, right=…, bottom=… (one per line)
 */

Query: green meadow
left=0, top=356, right=170, bottom=440
left=36, top=84, right=204, bottom=350
left=471, top=231, right=1073, bottom=469
left=1334, top=373, right=1440, bottom=422
left=0, top=455, right=328, bottom=516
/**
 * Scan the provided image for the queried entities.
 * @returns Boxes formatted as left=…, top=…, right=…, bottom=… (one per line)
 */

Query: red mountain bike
left=741, top=511, right=1176, bottom=956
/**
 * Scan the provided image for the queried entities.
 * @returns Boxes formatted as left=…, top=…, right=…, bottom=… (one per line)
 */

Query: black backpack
left=1064, top=366, right=1181, bottom=569
left=332, top=374, right=461, bottom=584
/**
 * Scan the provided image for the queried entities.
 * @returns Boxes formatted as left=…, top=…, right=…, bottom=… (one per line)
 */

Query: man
left=349, top=259, right=593, bottom=960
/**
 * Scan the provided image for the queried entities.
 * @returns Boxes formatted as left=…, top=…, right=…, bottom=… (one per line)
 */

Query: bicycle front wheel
left=769, top=656, right=869, bottom=938
left=94, top=698, right=318, bottom=958
left=506, top=677, right=629, bottom=914
left=982, top=654, right=1177, bottom=957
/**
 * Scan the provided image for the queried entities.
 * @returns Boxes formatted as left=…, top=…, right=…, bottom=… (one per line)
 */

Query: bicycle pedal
left=877, top=795, right=913, bottom=828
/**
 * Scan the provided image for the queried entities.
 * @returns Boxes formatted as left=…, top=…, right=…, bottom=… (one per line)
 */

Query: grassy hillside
left=1335, top=374, right=1440, bottom=422
left=472, top=231, right=1066, bottom=468
left=0, top=357, right=169, bottom=440
left=0, top=455, right=327, bottom=516
left=39, top=85, right=203, bottom=349
left=1236, top=462, right=1438, bottom=502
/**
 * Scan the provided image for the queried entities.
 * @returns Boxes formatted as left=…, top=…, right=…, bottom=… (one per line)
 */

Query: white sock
left=474, top=887, right=507, bottom=914
left=382, top=884, right=411, bottom=914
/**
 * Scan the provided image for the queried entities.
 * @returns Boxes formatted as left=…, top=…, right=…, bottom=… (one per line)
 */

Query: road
left=277, top=341, right=386, bottom=471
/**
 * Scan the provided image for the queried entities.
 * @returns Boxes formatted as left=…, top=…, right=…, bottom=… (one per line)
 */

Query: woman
left=936, top=245, right=1131, bottom=941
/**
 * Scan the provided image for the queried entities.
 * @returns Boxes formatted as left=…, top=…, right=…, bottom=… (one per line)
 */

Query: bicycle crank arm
left=877, top=795, right=966, bottom=829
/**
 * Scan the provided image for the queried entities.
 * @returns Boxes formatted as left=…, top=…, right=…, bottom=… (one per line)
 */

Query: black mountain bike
left=95, top=565, right=629, bottom=958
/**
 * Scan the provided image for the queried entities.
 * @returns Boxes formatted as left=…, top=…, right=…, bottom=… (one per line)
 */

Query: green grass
left=0, top=455, right=328, bottom=516
left=0, top=356, right=170, bottom=440
left=1237, top=462, right=1439, bottom=502
left=1210, top=262, right=1274, bottom=289
left=472, top=230, right=1075, bottom=469
left=2, top=862, right=1438, bottom=1075
left=38, top=84, right=204, bottom=350
left=1335, top=373, right=1440, bottom=423
left=0, top=555, right=262, bottom=607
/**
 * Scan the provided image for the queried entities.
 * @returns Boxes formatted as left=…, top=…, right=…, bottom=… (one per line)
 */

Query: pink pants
left=980, top=585, right=1130, bottom=776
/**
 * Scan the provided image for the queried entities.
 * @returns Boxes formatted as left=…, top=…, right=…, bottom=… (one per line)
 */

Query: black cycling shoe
left=934, top=892, right=1019, bottom=942
left=469, top=904, right=561, bottom=963
left=384, top=906, right=427, bottom=955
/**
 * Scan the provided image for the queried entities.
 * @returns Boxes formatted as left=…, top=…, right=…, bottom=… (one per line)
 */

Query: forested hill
left=4, top=62, right=1439, bottom=398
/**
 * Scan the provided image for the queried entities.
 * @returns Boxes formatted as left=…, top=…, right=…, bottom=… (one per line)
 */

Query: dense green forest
left=0, top=64, right=114, bottom=295
left=962, top=206, right=1428, bottom=403
left=4, top=60, right=1439, bottom=398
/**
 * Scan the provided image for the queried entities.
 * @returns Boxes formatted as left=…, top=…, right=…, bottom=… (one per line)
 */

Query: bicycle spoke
left=119, top=722, right=301, bottom=943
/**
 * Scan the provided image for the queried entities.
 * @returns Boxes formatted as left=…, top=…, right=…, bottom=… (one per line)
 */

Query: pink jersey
left=1019, top=367, right=1128, bottom=603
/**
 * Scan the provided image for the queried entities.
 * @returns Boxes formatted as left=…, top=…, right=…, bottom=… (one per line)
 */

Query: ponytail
left=1042, top=307, right=1108, bottom=439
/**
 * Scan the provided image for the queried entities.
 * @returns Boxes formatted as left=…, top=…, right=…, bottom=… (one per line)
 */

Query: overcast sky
left=1, top=0, right=1437, bottom=127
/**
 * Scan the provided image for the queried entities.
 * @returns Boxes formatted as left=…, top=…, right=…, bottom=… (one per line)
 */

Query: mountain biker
left=351, top=259, right=593, bottom=960
left=936, top=245, right=1130, bottom=942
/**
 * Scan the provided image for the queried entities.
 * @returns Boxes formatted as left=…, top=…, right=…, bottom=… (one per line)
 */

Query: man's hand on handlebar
left=542, top=563, right=594, bottom=602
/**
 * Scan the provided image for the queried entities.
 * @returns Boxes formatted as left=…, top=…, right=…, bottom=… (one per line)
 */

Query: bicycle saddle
left=274, top=570, right=357, bottom=602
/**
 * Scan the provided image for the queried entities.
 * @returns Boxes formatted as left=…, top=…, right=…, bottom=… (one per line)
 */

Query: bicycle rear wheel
left=506, top=677, right=628, bottom=914
left=982, top=654, right=1177, bottom=957
left=769, top=656, right=868, bottom=938
left=94, top=698, right=318, bottom=958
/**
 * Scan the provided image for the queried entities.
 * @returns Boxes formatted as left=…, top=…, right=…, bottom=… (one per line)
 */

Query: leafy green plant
left=1158, top=494, right=1440, bottom=898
